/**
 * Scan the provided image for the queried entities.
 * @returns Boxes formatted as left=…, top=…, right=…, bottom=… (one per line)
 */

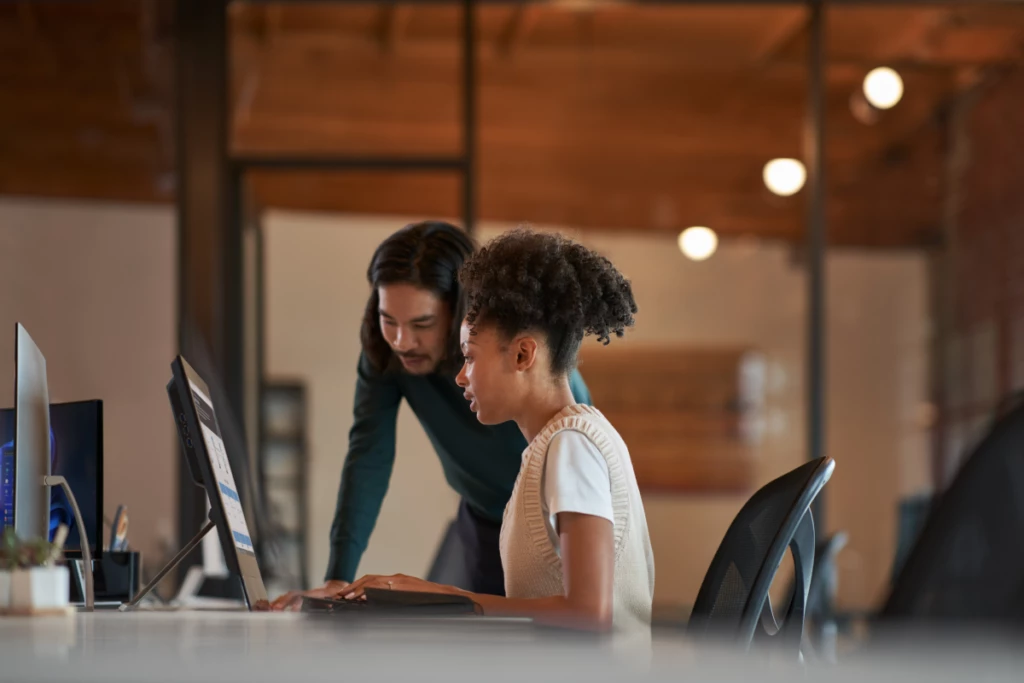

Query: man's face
left=378, top=283, right=451, bottom=375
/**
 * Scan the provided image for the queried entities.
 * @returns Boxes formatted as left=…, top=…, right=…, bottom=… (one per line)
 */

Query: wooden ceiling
left=2, top=2, right=1024, bottom=247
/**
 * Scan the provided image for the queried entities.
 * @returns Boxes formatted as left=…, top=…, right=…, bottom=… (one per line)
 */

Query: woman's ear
left=514, top=335, right=539, bottom=372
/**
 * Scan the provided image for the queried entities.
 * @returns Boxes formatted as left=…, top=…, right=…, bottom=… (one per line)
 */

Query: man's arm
left=325, top=352, right=402, bottom=582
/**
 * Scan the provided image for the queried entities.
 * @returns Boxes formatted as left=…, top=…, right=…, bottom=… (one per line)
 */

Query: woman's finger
left=346, top=574, right=399, bottom=598
left=342, top=575, right=375, bottom=599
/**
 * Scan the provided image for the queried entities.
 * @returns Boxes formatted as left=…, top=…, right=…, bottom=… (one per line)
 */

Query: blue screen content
left=0, top=401, right=100, bottom=552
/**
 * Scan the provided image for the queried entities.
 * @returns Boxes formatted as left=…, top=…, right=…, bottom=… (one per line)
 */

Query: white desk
left=0, top=612, right=1020, bottom=683
left=0, top=611, right=662, bottom=682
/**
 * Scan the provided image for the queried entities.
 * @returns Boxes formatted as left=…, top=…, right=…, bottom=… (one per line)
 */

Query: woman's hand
left=269, top=579, right=350, bottom=611
left=342, top=573, right=464, bottom=599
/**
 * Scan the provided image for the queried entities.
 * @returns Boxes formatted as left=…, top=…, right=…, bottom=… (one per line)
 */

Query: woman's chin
left=474, top=410, right=510, bottom=427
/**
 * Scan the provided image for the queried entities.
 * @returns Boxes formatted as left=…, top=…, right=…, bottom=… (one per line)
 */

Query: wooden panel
left=246, top=170, right=463, bottom=222
left=579, top=346, right=761, bottom=493
left=3, top=1, right=1024, bottom=249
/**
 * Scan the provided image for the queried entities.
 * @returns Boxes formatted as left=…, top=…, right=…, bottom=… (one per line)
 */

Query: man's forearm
left=324, top=539, right=361, bottom=583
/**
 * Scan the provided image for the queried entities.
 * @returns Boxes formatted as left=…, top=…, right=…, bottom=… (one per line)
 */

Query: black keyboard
left=300, top=588, right=479, bottom=616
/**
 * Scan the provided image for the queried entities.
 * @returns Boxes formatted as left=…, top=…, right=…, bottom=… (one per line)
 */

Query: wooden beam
left=752, top=7, right=808, bottom=66
left=496, top=5, right=541, bottom=57
left=879, top=8, right=947, bottom=61
left=18, top=1, right=38, bottom=36
left=378, top=3, right=414, bottom=53
left=265, top=4, right=283, bottom=45
left=0, top=148, right=940, bottom=248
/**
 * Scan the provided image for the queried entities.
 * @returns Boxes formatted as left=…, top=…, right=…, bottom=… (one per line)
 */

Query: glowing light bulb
left=763, top=158, right=807, bottom=197
left=863, top=67, right=903, bottom=110
left=678, top=226, right=718, bottom=261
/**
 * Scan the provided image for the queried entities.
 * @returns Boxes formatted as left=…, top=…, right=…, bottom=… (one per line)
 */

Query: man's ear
left=514, top=335, right=539, bottom=372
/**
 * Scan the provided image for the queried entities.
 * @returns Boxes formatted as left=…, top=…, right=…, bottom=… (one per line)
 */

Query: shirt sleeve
left=325, top=352, right=401, bottom=582
left=543, top=430, right=614, bottom=530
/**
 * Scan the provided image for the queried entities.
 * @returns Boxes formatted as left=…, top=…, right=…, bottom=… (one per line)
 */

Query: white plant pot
left=10, top=566, right=69, bottom=613
left=0, top=569, right=10, bottom=610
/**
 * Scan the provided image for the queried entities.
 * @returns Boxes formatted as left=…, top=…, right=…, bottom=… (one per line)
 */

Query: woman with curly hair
left=344, top=229, right=655, bottom=634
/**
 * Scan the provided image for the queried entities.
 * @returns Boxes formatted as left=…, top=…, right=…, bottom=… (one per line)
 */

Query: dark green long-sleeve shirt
left=326, top=352, right=592, bottom=582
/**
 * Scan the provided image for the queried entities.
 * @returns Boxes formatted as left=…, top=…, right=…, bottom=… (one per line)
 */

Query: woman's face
left=377, top=283, right=451, bottom=375
left=455, top=320, right=521, bottom=425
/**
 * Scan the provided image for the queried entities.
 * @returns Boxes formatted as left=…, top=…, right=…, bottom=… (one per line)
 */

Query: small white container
left=10, top=566, right=69, bottom=613
left=0, top=569, right=11, bottom=610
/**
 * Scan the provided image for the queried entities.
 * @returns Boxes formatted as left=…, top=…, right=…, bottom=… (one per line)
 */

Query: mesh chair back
left=688, top=457, right=835, bottom=649
left=881, top=399, right=1024, bottom=623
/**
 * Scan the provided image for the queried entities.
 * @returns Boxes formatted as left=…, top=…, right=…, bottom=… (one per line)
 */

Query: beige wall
left=0, top=198, right=177, bottom=569
left=264, top=210, right=931, bottom=611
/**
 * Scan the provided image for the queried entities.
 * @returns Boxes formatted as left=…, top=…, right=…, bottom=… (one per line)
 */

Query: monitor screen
left=187, top=382, right=254, bottom=556
left=0, top=400, right=102, bottom=554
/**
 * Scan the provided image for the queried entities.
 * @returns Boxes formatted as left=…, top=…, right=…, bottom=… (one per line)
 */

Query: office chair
left=688, top=457, right=835, bottom=652
left=800, top=531, right=849, bottom=661
left=889, top=494, right=934, bottom=585
left=879, top=397, right=1024, bottom=625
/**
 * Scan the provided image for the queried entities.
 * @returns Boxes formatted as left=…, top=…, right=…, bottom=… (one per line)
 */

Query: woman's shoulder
left=532, top=405, right=619, bottom=454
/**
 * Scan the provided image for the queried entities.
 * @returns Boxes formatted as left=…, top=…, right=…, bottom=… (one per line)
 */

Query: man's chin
left=398, top=357, right=436, bottom=375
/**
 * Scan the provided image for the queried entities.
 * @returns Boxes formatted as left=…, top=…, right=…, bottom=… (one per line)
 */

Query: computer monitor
left=0, top=400, right=103, bottom=557
left=168, top=355, right=267, bottom=609
left=10, top=324, right=51, bottom=540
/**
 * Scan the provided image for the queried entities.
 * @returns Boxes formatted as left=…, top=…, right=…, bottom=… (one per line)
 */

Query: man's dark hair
left=361, top=221, right=475, bottom=374
left=460, top=228, right=638, bottom=375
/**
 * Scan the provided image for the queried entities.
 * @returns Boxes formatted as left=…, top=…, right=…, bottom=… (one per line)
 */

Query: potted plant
left=0, top=525, right=71, bottom=615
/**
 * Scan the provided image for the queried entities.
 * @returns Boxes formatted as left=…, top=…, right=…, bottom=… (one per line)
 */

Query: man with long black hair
left=272, top=221, right=590, bottom=609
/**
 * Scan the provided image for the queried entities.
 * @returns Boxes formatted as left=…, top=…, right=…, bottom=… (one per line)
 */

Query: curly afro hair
left=460, top=228, right=638, bottom=375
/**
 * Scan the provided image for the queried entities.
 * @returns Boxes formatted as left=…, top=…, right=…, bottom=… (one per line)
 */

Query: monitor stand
left=120, top=519, right=214, bottom=610
left=42, top=474, right=94, bottom=612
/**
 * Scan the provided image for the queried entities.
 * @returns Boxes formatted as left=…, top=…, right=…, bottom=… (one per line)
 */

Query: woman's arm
left=346, top=512, right=615, bottom=631
left=475, top=512, right=614, bottom=630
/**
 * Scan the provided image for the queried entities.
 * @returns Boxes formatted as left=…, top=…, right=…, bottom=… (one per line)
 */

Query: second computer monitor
left=0, top=400, right=103, bottom=556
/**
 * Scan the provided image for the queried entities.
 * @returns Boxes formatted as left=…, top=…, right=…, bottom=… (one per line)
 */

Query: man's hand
left=269, top=579, right=350, bottom=611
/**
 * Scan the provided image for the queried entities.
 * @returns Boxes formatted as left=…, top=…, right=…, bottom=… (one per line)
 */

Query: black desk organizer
left=68, top=551, right=141, bottom=605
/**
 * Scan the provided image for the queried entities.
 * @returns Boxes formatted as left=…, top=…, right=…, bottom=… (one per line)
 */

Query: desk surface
left=0, top=612, right=1020, bottom=683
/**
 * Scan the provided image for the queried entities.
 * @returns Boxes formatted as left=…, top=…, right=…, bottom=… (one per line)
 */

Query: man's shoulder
left=568, top=368, right=592, bottom=405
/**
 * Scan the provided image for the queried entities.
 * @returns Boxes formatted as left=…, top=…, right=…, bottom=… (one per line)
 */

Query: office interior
left=1, top=0, right=1022, bottom=673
